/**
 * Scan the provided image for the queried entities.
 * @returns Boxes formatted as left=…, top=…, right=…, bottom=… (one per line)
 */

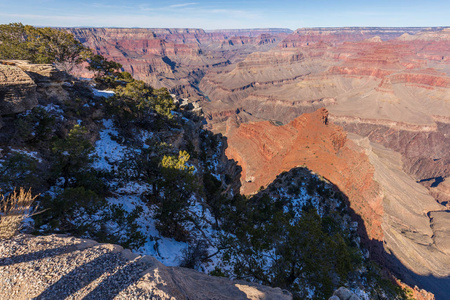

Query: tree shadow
left=33, top=251, right=148, bottom=300
left=383, top=251, right=450, bottom=300
left=0, top=245, right=75, bottom=266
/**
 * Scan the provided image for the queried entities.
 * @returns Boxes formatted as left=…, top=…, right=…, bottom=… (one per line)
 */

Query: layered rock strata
left=0, top=60, right=71, bottom=112
left=349, top=134, right=450, bottom=300
left=67, top=27, right=291, bottom=99
left=225, top=109, right=450, bottom=298
left=225, top=108, right=384, bottom=244
left=0, top=62, right=37, bottom=115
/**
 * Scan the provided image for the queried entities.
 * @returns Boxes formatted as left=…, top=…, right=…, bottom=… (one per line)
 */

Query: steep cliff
left=67, top=27, right=289, bottom=99
left=349, top=135, right=450, bottom=300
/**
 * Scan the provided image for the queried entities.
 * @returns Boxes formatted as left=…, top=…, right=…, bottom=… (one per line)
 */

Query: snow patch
left=10, top=148, right=42, bottom=163
left=92, top=88, right=115, bottom=98
left=92, top=119, right=126, bottom=171
left=106, top=191, right=187, bottom=267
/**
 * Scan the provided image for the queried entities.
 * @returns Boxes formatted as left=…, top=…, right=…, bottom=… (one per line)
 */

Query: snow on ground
left=91, top=120, right=188, bottom=265
left=40, top=103, right=64, bottom=114
left=40, top=104, right=65, bottom=120
left=92, top=119, right=126, bottom=171
left=106, top=188, right=188, bottom=267
left=90, top=123, right=223, bottom=268
left=107, top=181, right=223, bottom=268
left=137, top=130, right=153, bottom=149
left=92, top=88, right=115, bottom=98
left=10, top=148, right=42, bottom=163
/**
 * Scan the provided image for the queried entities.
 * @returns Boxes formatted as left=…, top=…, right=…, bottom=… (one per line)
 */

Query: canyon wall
left=68, top=26, right=450, bottom=297
left=67, top=27, right=291, bottom=99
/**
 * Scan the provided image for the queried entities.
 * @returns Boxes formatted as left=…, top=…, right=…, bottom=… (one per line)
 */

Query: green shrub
left=14, top=107, right=56, bottom=145
left=87, top=54, right=123, bottom=88
left=155, top=151, right=196, bottom=241
left=0, top=153, right=44, bottom=192
left=180, top=240, right=209, bottom=269
left=221, top=189, right=363, bottom=300
left=50, top=124, right=95, bottom=187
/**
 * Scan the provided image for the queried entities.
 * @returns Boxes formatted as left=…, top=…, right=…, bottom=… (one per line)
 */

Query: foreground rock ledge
left=0, top=234, right=291, bottom=300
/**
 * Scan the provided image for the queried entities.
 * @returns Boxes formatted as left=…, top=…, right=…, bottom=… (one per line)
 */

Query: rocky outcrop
left=397, top=282, right=436, bottom=300
left=12, top=60, right=68, bottom=86
left=0, top=60, right=71, bottom=112
left=226, top=108, right=384, bottom=244
left=225, top=109, right=450, bottom=298
left=0, top=234, right=291, bottom=300
left=0, top=62, right=37, bottom=115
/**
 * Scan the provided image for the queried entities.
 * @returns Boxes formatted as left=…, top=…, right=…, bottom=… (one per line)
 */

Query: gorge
left=0, top=22, right=449, bottom=299
left=66, top=26, right=450, bottom=299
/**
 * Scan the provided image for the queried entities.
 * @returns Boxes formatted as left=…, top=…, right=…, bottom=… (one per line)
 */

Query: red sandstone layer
left=225, top=108, right=383, bottom=242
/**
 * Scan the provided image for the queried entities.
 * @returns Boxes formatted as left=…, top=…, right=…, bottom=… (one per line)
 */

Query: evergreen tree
left=155, top=150, right=196, bottom=241
left=0, top=23, right=90, bottom=71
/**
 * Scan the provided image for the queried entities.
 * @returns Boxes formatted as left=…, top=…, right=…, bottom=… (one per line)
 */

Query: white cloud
left=169, top=3, right=198, bottom=8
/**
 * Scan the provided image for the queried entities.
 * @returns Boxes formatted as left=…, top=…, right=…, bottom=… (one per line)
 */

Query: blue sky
left=0, top=0, right=449, bottom=29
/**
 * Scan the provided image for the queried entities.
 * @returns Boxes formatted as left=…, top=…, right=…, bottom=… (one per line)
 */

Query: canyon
left=66, top=26, right=450, bottom=298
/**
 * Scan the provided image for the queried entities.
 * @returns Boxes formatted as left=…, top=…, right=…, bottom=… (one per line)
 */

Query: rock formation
left=329, top=287, right=361, bottom=300
left=349, top=135, right=450, bottom=300
left=0, top=234, right=291, bottom=299
left=0, top=60, right=71, bottom=114
left=0, top=61, right=37, bottom=116
left=224, top=107, right=450, bottom=298
left=40, top=26, right=450, bottom=298
left=225, top=108, right=384, bottom=244
left=66, top=27, right=291, bottom=99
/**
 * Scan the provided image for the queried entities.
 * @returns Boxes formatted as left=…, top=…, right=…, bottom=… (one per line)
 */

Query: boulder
left=333, top=287, right=360, bottom=300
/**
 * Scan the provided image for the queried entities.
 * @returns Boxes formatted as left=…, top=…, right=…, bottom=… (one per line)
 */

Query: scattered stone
left=332, top=287, right=360, bottom=300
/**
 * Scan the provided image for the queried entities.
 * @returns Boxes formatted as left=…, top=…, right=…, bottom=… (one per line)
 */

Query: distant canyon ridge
left=67, top=26, right=450, bottom=299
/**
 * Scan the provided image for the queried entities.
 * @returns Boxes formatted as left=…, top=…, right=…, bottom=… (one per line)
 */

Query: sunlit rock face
left=225, top=108, right=384, bottom=244
left=0, top=234, right=292, bottom=300
left=67, top=27, right=291, bottom=99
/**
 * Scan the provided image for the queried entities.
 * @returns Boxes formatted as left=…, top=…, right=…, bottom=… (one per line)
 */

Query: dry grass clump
left=0, top=188, right=38, bottom=239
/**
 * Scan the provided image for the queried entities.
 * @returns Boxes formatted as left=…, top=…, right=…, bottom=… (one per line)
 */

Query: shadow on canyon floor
left=335, top=179, right=450, bottom=300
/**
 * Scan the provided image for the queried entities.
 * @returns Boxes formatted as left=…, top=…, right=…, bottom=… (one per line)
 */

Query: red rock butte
left=226, top=108, right=383, bottom=242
